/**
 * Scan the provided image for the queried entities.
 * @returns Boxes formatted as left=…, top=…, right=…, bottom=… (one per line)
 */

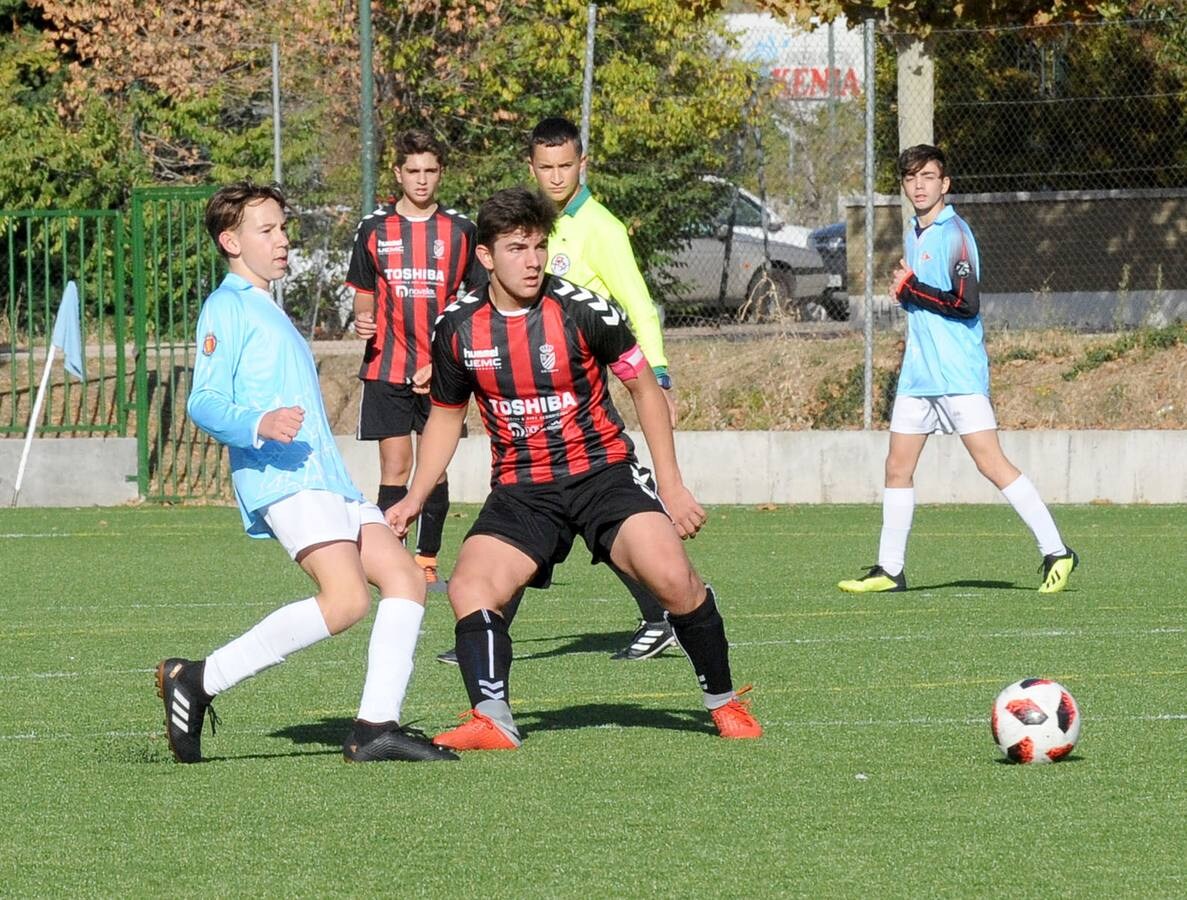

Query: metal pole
left=360, top=0, right=376, bottom=213
left=827, top=20, right=837, bottom=140
left=579, top=2, right=596, bottom=185
left=271, top=43, right=282, bottom=185
left=863, top=18, right=876, bottom=430
left=271, top=42, right=285, bottom=312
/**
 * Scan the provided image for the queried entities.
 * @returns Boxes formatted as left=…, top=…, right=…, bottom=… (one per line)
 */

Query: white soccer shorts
left=889, top=393, right=998, bottom=436
left=262, top=490, right=387, bottom=559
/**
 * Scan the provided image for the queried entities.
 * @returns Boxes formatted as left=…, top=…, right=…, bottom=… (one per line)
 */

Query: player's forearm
left=187, top=389, right=263, bottom=449
left=352, top=290, right=376, bottom=318
left=406, top=405, right=465, bottom=501
left=897, top=274, right=980, bottom=319
left=628, top=375, right=684, bottom=491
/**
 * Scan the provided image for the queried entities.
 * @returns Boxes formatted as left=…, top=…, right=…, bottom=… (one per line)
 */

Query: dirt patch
left=314, top=325, right=1187, bottom=433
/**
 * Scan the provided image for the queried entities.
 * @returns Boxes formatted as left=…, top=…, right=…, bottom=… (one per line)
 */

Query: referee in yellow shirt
left=530, top=116, right=677, bottom=660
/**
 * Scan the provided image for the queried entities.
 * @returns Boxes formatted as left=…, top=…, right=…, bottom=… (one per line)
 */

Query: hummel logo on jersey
left=377, top=238, right=403, bottom=254
left=587, top=296, right=621, bottom=326
left=488, top=392, right=577, bottom=417
left=463, top=347, right=502, bottom=370
left=539, top=343, right=556, bottom=373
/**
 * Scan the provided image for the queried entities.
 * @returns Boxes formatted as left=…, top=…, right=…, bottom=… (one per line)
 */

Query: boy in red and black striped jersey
left=347, top=129, right=486, bottom=583
left=388, top=187, right=762, bottom=749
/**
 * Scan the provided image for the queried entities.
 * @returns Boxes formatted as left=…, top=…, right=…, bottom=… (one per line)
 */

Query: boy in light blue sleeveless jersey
left=838, top=145, right=1077, bottom=595
left=154, top=181, right=456, bottom=765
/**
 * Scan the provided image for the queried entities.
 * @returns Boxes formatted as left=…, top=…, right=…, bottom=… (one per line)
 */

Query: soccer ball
left=991, top=678, right=1081, bottom=764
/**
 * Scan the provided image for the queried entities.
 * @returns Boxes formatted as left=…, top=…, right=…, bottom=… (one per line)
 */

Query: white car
left=664, top=179, right=830, bottom=321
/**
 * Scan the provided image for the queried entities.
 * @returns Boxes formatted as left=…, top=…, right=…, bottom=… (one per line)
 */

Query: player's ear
left=218, top=230, right=240, bottom=257
left=475, top=244, right=494, bottom=271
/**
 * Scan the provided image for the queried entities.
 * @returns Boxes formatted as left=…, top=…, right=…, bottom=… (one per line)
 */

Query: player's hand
left=889, top=257, right=910, bottom=302
left=386, top=496, right=423, bottom=540
left=259, top=406, right=305, bottom=444
left=354, top=310, right=377, bottom=339
left=660, top=483, right=707, bottom=540
left=411, top=363, right=432, bottom=395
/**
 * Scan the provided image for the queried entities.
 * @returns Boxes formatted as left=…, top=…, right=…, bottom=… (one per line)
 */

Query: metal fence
left=1, top=187, right=233, bottom=503
left=667, top=13, right=1187, bottom=332
left=0, top=209, right=129, bottom=437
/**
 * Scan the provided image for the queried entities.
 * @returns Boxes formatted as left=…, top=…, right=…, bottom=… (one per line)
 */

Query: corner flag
left=10, top=280, right=86, bottom=506
left=51, top=280, right=85, bottom=381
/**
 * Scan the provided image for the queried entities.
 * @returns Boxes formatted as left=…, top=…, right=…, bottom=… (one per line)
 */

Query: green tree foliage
left=0, top=1, right=355, bottom=211
left=373, top=0, right=759, bottom=298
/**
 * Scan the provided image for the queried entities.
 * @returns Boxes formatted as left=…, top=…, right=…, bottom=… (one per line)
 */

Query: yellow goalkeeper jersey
left=546, top=186, right=668, bottom=371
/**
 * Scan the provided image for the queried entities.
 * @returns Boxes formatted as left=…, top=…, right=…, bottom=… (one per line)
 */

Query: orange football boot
left=710, top=685, right=763, bottom=739
left=432, top=709, right=521, bottom=751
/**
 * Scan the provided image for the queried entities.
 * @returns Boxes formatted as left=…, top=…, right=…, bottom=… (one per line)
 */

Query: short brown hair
left=395, top=129, right=446, bottom=167
left=204, top=181, right=287, bottom=259
left=528, top=116, right=582, bottom=158
left=897, top=144, right=947, bottom=180
left=476, top=187, right=557, bottom=248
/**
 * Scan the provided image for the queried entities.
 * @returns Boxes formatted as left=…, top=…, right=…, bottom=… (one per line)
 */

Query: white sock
left=203, top=597, right=330, bottom=696
left=356, top=598, right=424, bottom=725
left=1001, top=473, right=1066, bottom=557
left=877, top=487, right=915, bottom=577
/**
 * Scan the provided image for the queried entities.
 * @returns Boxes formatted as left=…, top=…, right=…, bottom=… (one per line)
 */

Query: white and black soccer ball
left=991, top=678, right=1081, bottom=764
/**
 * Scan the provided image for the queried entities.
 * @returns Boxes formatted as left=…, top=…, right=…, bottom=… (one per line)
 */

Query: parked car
left=664, top=180, right=831, bottom=322
left=808, top=220, right=850, bottom=320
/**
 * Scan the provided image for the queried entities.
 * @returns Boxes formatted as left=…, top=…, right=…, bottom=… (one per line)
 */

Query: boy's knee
left=319, top=587, right=373, bottom=634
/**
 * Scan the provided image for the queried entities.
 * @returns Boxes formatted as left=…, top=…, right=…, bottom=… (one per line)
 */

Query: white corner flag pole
left=11, top=342, right=58, bottom=508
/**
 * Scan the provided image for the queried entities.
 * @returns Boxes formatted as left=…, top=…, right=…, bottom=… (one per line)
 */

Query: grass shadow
left=513, top=629, right=646, bottom=659
left=912, top=579, right=1031, bottom=591
left=270, top=716, right=354, bottom=748
left=517, top=702, right=710, bottom=737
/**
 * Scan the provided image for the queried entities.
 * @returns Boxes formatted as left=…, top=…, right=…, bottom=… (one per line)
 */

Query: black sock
left=668, top=586, right=733, bottom=696
left=455, top=609, right=512, bottom=709
left=377, top=483, right=408, bottom=513
left=501, top=589, right=525, bottom=628
left=416, top=481, right=449, bottom=556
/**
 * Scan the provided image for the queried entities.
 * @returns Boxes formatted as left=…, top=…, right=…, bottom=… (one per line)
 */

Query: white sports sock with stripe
left=203, top=597, right=330, bottom=696
left=877, top=487, right=915, bottom=577
left=356, top=597, right=424, bottom=724
left=1001, top=473, right=1066, bottom=557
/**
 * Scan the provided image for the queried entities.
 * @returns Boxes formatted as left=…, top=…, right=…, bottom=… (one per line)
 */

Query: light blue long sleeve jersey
left=897, top=204, right=990, bottom=397
left=187, top=272, right=363, bottom=537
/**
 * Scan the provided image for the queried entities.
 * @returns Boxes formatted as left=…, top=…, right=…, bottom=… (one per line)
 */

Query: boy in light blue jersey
left=155, top=181, right=456, bottom=765
left=839, top=145, right=1077, bottom=595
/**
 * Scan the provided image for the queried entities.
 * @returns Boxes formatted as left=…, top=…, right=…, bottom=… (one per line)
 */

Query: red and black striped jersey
left=431, top=276, right=639, bottom=486
left=346, top=202, right=486, bottom=384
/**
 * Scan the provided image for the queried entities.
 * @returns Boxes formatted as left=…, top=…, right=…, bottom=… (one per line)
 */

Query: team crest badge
left=551, top=253, right=570, bottom=275
left=202, top=332, right=217, bottom=356
left=539, top=343, right=556, bottom=373
left=433, top=239, right=446, bottom=259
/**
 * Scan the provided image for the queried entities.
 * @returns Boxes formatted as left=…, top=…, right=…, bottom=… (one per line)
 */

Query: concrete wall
left=3, top=431, right=1181, bottom=508
left=0, top=438, right=138, bottom=507
left=845, top=188, right=1187, bottom=328
left=337, top=430, right=1187, bottom=506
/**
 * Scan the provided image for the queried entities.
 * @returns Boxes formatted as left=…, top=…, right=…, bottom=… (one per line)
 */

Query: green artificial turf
left=1, top=504, right=1184, bottom=897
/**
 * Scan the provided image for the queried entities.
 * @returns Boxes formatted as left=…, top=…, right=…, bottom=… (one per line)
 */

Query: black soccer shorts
left=357, top=379, right=430, bottom=440
left=466, top=461, right=666, bottom=589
